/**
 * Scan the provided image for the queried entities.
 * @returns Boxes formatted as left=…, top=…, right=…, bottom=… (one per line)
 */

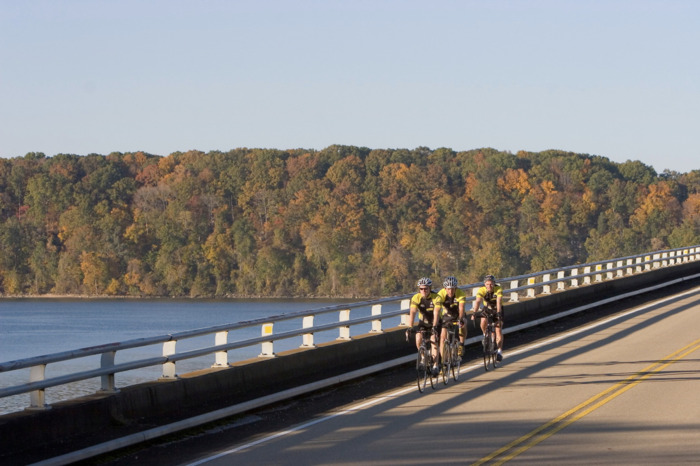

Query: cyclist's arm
left=496, top=295, right=503, bottom=314
left=408, top=305, right=418, bottom=327
left=458, top=301, right=465, bottom=324
left=432, top=305, right=441, bottom=328
left=471, top=296, right=482, bottom=318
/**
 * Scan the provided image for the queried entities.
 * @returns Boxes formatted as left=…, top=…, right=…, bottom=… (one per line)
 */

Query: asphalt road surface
left=96, top=283, right=700, bottom=465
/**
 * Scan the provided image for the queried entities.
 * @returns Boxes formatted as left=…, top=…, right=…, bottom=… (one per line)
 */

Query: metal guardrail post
left=557, top=271, right=566, bottom=291
left=161, top=340, right=177, bottom=379
left=594, top=264, right=603, bottom=282
left=100, top=351, right=119, bottom=392
left=616, top=260, right=624, bottom=278
left=526, top=277, right=536, bottom=298
left=212, top=331, right=229, bottom=367
left=371, top=304, right=383, bottom=333
left=583, top=266, right=592, bottom=285
left=301, top=316, right=316, bottom=347
left=509, top=280, right=519, bottom=302
left=28, top=364, right=49, bottom=410
left=260, top=323, right=276, bottom=357
left=338, top=309, right=351, bottom=340
left=542, top=274, right=551, bottom=294
left=400, top=299, right=411, bottom=326
left=570, top=268, right=579, bottom=287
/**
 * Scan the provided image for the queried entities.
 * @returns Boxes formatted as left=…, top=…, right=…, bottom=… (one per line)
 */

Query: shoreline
left=0, top=293, right=374, bottom=300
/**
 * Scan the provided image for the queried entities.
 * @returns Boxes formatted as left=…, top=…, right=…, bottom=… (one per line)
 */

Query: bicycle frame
left=441, top=321, right=461, bottom=383
left=409, top=327, right=438, bottom=392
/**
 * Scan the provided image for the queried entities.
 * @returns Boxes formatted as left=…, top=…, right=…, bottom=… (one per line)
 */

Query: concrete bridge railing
left=1, top=245, right=699, bottom=412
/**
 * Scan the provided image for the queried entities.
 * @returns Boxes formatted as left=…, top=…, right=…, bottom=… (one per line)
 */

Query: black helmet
left=484, top=274, right=496, bottom=283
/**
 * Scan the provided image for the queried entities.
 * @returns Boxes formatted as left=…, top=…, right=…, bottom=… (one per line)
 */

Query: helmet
left=416, top=277, right=432, bottom=287
left=484, top=274, right=496, bottom=283
left=443, top=276, right=458, bottom=288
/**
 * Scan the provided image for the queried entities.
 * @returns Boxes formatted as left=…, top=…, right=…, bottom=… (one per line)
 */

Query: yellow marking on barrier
left=262, top=323, right=273, bottom=336
left=471, top=339, right=700, bottom=465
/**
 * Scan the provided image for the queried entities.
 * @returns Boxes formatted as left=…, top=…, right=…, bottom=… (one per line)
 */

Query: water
left=1, top=297, right=392, bottom=415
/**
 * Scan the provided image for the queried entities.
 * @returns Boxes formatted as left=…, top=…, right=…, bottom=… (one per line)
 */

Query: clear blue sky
left=1, top=0, right=698, bottom=174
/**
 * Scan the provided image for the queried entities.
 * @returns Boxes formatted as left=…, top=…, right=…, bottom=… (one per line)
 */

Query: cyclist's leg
left=439, top=326, right=448, bottom=362
left=428, top=327, right=439, bottom=374
left=495, top=313, right=504, bottom=362
left=495, top=311, right=504, bottom=349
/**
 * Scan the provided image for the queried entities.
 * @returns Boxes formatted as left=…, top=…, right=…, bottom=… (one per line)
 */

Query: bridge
left=1, top=246, right=699, bottom=465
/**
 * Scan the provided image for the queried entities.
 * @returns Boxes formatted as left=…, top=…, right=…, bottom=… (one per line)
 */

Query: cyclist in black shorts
left=437, top=276, right=467, bottom=360
left=407, top=277, right=443, bottom=376
left=470, top=274, right=504, bottom=361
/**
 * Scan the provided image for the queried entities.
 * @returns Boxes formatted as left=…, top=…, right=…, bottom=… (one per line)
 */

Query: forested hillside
left=1, top=146, right=699, bottom=297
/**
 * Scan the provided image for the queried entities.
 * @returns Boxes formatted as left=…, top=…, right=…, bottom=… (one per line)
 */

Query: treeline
left=1, top=146, right=699, bottom=297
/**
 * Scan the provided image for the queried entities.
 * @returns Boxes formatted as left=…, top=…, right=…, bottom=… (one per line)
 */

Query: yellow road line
left=472, top=338, right=700, bottom=466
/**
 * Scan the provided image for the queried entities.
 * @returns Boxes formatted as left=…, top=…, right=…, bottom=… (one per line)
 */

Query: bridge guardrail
left=1, top=245, right=698, bottom=411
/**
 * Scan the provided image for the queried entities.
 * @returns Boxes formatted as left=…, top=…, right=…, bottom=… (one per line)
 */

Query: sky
left=1, top=0, right=698, bottom=174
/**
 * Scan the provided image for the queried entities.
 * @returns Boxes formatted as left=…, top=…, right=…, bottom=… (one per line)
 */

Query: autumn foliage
left=0, top=147, right=698, bottom=297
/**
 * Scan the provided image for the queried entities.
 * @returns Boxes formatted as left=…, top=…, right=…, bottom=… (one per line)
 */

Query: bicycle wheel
left=482, top=332, right=490, bottom=371
left=441, top=340, right=450, bottom=385
left=451, top=341, right=461, bottom=381
left=416, top=346, right=428, bottom=393
left=488, top=329, right=498, bottom=369
left=428, top=351, right=437, bottom=389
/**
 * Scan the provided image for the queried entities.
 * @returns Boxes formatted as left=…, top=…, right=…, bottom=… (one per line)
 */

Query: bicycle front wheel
left=488, top=330, right=498, bottom=370
left=416, top=347, right=428, bottom=393
left=451, top=341, right=461, bottom=381
left=441, top=341, right=450, bottom=385
left=428, top=351, right=437, bottom=389
left=482, top=333, right=490, bottom=371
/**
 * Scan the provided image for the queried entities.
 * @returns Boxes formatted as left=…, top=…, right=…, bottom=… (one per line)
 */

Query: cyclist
left=437, top=276, right=467, bottom=361
left=407, top=277, right=443, bottom=376
left=470, top=274, right=504, bottom=361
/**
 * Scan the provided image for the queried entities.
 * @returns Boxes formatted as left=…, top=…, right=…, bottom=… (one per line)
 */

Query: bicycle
left=440, top=321, right=462, bottom=384
left=475, top=308, right=500, bottom=371
left=406, top=327, right=438, bottom=392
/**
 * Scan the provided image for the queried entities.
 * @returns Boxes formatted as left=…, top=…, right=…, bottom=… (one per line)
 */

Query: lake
left=1, top=297, right=395, bottom=415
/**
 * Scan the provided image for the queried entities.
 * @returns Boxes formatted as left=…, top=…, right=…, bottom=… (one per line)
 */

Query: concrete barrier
left=2, top=259, right=700, bottom=464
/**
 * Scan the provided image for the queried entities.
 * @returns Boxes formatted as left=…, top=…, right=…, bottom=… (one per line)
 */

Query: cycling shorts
left=482, top=307, right=504, bottom=327
left=418, top=321, right=441, bottom=334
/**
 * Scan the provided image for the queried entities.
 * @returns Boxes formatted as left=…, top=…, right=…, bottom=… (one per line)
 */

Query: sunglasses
left=419, top=287, right=429, bottom=291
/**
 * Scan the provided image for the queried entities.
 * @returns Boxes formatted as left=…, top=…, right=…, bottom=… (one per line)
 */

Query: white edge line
left=32, top=275, right=700, bottom=466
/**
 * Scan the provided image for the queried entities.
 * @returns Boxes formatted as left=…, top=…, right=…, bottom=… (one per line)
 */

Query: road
left=103, top=285, right=700, bottom=465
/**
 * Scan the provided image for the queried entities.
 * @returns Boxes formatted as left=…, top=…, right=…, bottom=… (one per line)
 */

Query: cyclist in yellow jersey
left=470, top=274, right=504, bottom=361
left=407, top=277, right=443, bottom=376
left=437, top=276, right=467, bottom=361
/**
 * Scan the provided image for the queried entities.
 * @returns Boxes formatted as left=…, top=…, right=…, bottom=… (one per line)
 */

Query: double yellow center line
left=472, top=338, right=700, bottom=465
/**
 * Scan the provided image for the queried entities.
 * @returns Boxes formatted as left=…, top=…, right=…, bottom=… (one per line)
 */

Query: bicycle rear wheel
left=416, top=347, right=428, bottom=393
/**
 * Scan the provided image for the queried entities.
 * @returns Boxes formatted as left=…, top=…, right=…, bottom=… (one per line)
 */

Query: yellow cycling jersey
left=437, top=287, right=466, bottom=319
left=476, top=284, right=503, bottom=309
left=410, top=291, right=443, bottom=325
